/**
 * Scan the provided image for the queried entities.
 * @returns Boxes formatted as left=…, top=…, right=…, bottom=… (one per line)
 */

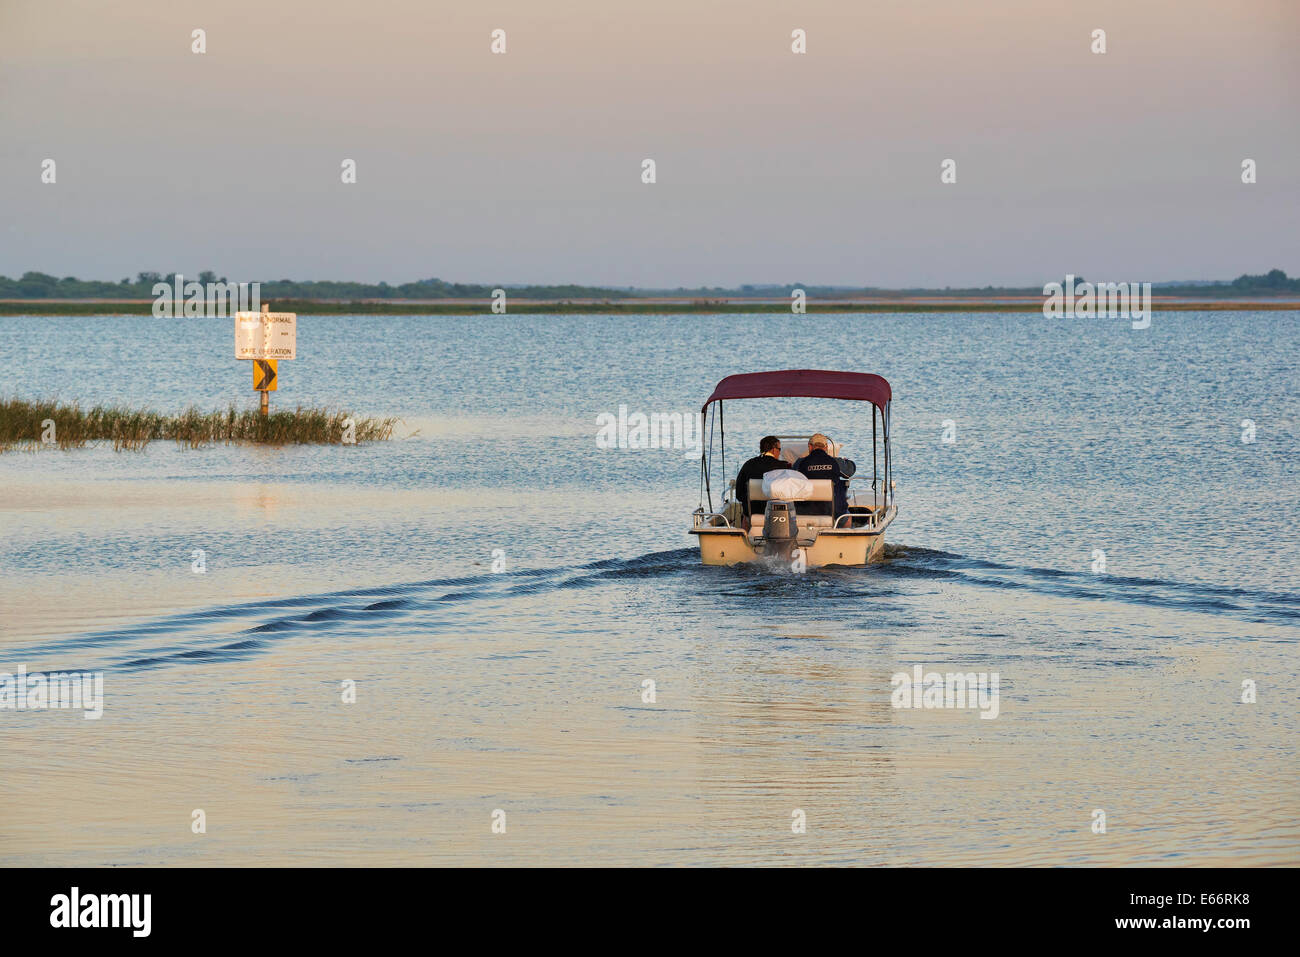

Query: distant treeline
left=1, top=269, right=1298, bottom=300
left=0, top=272, right=641, bottom=301
left=5, top=300, right=1297, bottom=317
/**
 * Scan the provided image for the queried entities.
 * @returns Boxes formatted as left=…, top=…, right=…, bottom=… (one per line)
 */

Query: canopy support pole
left=704, top=403, right=716, bottom=512
left=718, top=400, right=725, bottom=504
left=872, top=404, right=878, bottom=495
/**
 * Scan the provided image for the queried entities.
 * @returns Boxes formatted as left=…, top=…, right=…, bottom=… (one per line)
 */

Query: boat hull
left=691, top=520, right=891, bottom=568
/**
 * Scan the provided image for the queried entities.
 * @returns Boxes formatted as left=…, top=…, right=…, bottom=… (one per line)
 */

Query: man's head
left=760, top=435, right=781, bottom=457
left=809, top=432, right=830, bottom=452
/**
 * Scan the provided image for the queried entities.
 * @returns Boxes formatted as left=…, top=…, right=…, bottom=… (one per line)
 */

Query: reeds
left=0, top=398, right=396, bottom=452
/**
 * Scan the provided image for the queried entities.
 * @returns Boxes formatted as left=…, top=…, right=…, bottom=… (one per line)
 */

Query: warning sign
left=253, top=359, right=278, bottom=391
left=235, top=312, right=296, bottom=360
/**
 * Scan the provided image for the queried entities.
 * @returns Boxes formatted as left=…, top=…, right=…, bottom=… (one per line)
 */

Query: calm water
left=1, top=311, right=1296, bottom=866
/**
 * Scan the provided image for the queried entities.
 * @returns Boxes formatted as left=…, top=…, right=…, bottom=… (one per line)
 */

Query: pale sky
left=2, top=0, right=1297, bottom=287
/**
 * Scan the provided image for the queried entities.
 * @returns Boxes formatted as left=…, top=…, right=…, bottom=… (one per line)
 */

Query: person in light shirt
left=792, top=432, right=855, bottom=519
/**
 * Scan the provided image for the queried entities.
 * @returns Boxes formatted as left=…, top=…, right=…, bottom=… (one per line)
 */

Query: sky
left=1, top=0, right=1297, bottom=288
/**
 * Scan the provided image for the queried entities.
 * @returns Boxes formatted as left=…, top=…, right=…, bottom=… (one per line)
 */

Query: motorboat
left=689, top=369, right=897, bottom=567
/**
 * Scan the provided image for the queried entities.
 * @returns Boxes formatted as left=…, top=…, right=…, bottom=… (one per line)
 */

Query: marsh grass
left=0, top=398, right=396, bottom=452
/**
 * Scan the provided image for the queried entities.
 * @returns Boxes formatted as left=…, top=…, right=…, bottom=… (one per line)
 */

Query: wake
left=14, top=544, right=1294, bottom=673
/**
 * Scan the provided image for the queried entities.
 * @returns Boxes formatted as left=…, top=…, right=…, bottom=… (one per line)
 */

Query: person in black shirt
left=734, top=435, right=788, bottom=524
left=793, top=432, right=856, bottom=519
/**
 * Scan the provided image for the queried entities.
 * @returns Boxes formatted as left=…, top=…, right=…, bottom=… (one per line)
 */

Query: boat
left=689, top=369, right=897, bottom=567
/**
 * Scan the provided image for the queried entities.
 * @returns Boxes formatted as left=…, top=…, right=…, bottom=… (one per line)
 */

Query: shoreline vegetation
left=0, top=398, right=396, bottom=451
left=2, top=298, right=1298, bottom=316
left=1, top=269, right=1298, bottom=315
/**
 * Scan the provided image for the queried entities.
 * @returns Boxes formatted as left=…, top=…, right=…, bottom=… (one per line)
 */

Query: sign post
left=235, top=304, right=296, bottom=416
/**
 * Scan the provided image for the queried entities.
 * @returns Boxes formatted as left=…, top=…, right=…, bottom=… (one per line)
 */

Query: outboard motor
left=763, top=500, right=799, bottom=557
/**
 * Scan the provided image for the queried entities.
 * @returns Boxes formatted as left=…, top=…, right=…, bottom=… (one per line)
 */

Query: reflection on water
left=0, top=311, right=1296, bottom=865
left=2, top=539, right=1294, bottom=866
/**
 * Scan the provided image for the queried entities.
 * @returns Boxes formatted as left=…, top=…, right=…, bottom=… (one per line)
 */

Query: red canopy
left=701, top=369, right=891, bottom=412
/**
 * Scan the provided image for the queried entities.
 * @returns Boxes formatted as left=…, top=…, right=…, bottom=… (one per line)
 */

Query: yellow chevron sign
left=253, top=359, right=278, bottom=391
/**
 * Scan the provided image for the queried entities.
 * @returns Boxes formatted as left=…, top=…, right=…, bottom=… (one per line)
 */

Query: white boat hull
left=690, top=506, right=895, bottom=568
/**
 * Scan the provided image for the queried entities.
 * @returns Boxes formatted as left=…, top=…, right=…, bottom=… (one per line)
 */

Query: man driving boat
left=793, top=432, right=856, bottom=519
left=734, top=435, right=787, bottom=527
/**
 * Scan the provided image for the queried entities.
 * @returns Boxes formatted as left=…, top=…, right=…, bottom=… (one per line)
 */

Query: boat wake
left=884, top=543, right=1299, bottom=628
left=17, top=544, right=1296, bottom=674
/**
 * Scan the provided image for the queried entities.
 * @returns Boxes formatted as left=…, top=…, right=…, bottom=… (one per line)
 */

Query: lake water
left=1, top=311, right=1296, bottom=866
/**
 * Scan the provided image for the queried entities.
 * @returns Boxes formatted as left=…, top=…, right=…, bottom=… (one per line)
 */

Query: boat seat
left=747, top=478, right=834, bottom=502
left=747, top=478, right=839, bottom=540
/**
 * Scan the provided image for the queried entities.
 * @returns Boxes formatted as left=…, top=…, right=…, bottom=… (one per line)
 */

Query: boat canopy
left=701, top=369, right=891, bottom=412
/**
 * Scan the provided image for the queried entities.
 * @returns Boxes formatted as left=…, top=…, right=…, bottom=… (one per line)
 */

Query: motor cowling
left=763, top=500, right=798, bottom=541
